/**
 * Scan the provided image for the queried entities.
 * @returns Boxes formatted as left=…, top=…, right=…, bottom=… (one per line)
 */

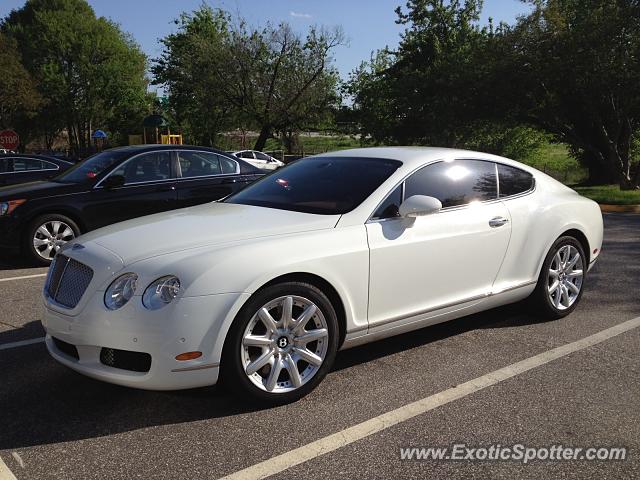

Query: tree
left=2, top=0, right=150, bottom=153
left=499, top=0, right=640, bottom=188
left=0, top=32, right=42, bottom=132
left=152, top=7, right=235, bottom=146
left=346, top=0, right=491, bottom=146
left=153, top=6, right=344, bottom=150
left=227, top=22, right=344, bottom=150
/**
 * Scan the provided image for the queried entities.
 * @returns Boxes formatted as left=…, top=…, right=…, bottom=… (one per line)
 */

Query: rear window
left=225, top=156, right=402, bottom=215
left=498, top=164, right=534, bottom=197
left=55, top=150, right=129, bottom=183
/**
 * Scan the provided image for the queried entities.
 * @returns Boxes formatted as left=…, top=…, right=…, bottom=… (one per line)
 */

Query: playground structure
left=130, top=114, right=183, bottom=145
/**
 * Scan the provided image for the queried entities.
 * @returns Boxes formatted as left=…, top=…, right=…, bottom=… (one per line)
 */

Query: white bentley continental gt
left=42, top=147, right=603, bottom=403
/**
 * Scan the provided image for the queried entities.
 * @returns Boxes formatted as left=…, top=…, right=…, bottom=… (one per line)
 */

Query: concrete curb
left=599, top=204, right=640, bottom=213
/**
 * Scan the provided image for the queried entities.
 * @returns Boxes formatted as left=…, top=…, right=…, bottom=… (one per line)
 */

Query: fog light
left=175, top=351, right=202, bottom=361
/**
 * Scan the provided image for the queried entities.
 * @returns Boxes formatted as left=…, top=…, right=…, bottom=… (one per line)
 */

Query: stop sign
left=0, top=130, right=20, bottom=150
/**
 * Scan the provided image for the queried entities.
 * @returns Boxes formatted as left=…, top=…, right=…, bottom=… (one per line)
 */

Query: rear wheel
left=530, top=236, right=586, bottom=319
left=223, top=282, right=339, bottom=404
left=25, top=214, right=80, bottom=266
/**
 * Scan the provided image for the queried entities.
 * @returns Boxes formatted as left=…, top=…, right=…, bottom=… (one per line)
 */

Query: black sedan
left=0, top=154, right=74, bottom=186
left=0, top=145, right=263, bottom=265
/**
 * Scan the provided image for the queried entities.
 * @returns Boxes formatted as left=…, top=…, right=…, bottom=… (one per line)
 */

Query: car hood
left=0, top=180, right=88, bottom=200
left=74, top=202, right=341, bottom=265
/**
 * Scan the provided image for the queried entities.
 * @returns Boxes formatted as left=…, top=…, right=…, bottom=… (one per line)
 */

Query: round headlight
left=143, top=276, right=181, bottom=310
left=104, top=273, right=138, bottom=310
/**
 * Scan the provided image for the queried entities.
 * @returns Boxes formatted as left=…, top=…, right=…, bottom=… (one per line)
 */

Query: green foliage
left=346, top=0, right=640, bottom=188
left=346, top=0, right=492, bottom=146
left=152, top=7, right=233, bottom=146
left=153, top=6, right=344, bottom=150
left=500, top=0, right=640, bottom=188
left=0, top=32, right=42, bottom=132
left=573, top=185, right=640, bottom=205
left=2, top=0, right=150, bottom=152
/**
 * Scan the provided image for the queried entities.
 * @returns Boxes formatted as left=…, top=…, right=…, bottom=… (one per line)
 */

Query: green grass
left=524, top=143, right=588, bottom=185
left=573, top=185, right=640, bottom=205
left=218, top=133, right=360, bottom=153
left=265, top=134, right=360, bottom=153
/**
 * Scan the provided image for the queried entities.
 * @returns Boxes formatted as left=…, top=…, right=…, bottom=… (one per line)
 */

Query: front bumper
left=42, top=291, right=248, bottom=390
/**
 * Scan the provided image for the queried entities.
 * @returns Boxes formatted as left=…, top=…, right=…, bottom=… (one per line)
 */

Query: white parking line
left=0, top=337, right=45, bottom=351
left=219, top=316, right=640, bottom=480
left=0, top=273, right=47, bottom=283
left=0, top=456, right=17, bottom=480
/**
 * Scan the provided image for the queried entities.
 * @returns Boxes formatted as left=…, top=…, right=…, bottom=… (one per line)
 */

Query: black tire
left=24, top=214, right=81, bottom=266
left=222, top=281, right=339, bottom=404
left=529, top=236, right=587, bottom=319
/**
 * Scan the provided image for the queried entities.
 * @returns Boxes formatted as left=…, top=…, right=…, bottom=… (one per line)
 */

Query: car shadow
left=0, top=303, right=545, bottom=451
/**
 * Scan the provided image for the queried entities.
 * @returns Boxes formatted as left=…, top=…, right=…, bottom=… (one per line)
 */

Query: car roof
left=0, top=153, right=71, bottom=164
left=105, top=144, right=233, bottom=156
left=99, top=144, right=263, bottom=174
left=314, top=146, right=531, bottom=171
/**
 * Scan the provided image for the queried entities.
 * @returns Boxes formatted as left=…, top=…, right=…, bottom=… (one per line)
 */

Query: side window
left=239, top=151, right=255, bottom=159
left=219, top=155, right=238, bottom=174
left=112, top=151, right=172, bottom=184
left=497, top=164, right=534, bottom=197
left=404, top=160, right=497, bottom=208
left=254, top=152, right=270, bottom=161
left=178, top=151, right=222, bottom=178
left=11, top=158, right=52, bottom=171
left=372, top=184, right=403, bottom=220
left=0, top=158, right=12, bottom=173
left=40, top=160, right=59, bottom=170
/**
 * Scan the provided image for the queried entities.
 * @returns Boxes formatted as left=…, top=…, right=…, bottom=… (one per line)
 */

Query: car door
left=175, top=151, right=244, bottom=208
left=253, top=151, right=276, bottom=170
left=365, top=159, right=512, bottom=327
left=82, top=150, right=178, bottom=229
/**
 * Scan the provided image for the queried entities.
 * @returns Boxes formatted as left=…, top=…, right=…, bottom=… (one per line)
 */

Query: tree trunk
left=254, top=125, right=271, bottom=151
left=579, top=151, right=615, bottom=185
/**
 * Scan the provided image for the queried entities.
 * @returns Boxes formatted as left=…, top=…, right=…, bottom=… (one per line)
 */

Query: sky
left=0, top=0, right=533, bottom=91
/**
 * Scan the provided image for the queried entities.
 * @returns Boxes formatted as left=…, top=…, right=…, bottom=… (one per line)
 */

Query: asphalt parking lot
left=0, top=213, right=638, bottom=479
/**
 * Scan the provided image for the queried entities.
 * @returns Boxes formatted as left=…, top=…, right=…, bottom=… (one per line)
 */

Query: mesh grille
left=46, top=254, right=94, bottom=308
left=100, top=348, right=152, bottom=373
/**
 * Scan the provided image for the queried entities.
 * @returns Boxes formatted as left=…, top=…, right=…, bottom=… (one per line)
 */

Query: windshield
left=53, top=150, right=129, bottom=183
left=225, top=156, right=402, bottom=214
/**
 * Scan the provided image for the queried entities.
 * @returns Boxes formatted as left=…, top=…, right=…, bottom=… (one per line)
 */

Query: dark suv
left=0, top=145, right=263, bottom=265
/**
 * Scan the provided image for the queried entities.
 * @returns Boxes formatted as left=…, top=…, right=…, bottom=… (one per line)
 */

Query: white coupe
left=42, top=147, right=603, bottom=403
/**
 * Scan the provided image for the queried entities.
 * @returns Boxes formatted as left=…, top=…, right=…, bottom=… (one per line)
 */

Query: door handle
left=489, top=216, right=509, bottom=228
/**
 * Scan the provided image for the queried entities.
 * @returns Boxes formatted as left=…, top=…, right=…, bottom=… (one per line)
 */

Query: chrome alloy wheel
left=240, top=295, right=329, bottom=393
left=33, top=220, right=75, bottom=260
left=547, top=244, right=584, bottom=310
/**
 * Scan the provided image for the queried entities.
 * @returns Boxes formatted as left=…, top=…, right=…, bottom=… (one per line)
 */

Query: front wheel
left=25, top=214, right=80, bottom=266
left=530, top=236, right=586, bottom=319
left=223, top=282, right=339, bottom=404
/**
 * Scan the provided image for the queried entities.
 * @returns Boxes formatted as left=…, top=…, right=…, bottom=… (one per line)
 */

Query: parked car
left=231, top=150, right=285, bottom=170
left=0, top=145, right=263, bottom=265
left=41, top=147, right=603, bottom=403
left=0, top=154, right=73, bottom=187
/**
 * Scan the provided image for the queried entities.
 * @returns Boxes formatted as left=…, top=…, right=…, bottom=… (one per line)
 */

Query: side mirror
left=399, top=195, right=442, bottom=218
left=102, top=174, right=125, bottom=189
